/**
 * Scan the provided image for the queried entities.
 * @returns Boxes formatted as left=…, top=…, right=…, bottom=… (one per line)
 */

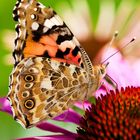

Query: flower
left=77, top=86, right=140, bottom=140
left=102, top=46, right=140, bottom=87
left=17, top=121, right=77, bottom=140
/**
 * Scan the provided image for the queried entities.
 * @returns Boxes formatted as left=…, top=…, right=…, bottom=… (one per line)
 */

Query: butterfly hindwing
left=8, top=57, right=89, bottom=128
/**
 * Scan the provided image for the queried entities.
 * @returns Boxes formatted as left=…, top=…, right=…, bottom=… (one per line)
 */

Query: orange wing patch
left=24, top=35, right=58, bottom=57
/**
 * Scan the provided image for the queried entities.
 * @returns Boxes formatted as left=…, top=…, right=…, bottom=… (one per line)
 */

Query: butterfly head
left=99, top=62, right=109, bottom=77
left=93, top=62, right=108, bottom=79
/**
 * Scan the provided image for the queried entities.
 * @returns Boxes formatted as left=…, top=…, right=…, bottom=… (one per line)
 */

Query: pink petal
left=36, top=121, right=75, bottom=135
left=132, top=60, right=140, bottom=82
left=95, top=85, right=108, bottom=98
left=0, top=97, right=12, bottom=115
left=17, top=134, right=77, bottom=140
left=54, top=109, right=81, bottom=125
left=74, top=101, right=91, bottom=110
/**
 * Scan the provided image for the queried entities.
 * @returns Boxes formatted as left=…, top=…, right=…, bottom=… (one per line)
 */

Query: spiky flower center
left=77, top=87, right=140, bottom=140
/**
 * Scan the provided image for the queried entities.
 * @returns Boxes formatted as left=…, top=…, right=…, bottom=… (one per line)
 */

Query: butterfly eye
left=24, top=75, right=34, bottom=82
left=100, top=68, right=105, bottom=75
left=24, top=99, right=35, bottom=110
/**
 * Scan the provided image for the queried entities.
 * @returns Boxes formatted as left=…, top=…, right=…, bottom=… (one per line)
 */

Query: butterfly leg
left=104, top=74, right=118, bottom=89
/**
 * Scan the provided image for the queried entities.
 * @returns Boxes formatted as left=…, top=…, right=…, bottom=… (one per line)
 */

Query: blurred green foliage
left=0, top=0, right=140, bottom=140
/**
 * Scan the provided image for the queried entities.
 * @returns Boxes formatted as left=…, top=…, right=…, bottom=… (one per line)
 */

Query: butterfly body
left=8, top=0, right=107, bottom=128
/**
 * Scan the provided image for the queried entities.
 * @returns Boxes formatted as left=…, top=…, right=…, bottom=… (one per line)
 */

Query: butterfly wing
left=8, top=57, right=89, bottom=128
left=13, top=0, right=93, bottom=75
left=8, top=0, right=107, bottom=128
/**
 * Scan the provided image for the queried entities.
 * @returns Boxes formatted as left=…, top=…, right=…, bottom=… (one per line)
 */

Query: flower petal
left=36, top=121, right=75, bottom=135
left=17, top=134, right=76, bottom=140
left=0, top=97, right=12, bottom=115
left=95, top=85, right=108, bottom=98
left=77, top=87, right=140, bottom=139
left=54, top=109, right=81, bottom=125
left=74, top=101, right=91, bottom=110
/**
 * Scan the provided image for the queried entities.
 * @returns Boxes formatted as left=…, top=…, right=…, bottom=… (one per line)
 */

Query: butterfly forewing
left=13, top=0, right=93, bottom=74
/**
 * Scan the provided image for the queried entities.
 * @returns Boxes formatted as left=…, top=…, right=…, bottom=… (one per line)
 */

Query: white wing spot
left=25, top=59, right=34, bottom=67
left=41, top=78, right=54, bottom=90
left=59, top=40, right=75, bottom=50
left=69, top=65, right=77, bottom=75
left=54, top=15, right=63, bottom=25
left=50, top=16, right=63, bottom=26
left=43, top=27, right=49, bottom=33
left=34, top=8, right=38, bottom=11
left=31, top=22, right=39, bottom=30
left=31, top=14, right=36, bottom=20
left=51, top=60, right=60, bottom=70
left=44, top=19, right=55, bottom=28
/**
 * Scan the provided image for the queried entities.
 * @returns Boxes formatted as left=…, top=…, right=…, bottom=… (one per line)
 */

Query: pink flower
left=103, top=48, right=140, bottom=87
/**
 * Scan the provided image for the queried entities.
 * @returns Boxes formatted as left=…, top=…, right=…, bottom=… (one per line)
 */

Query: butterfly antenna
left=101, top=31, right=118, bottom=64
left=109, top=30, right=119, bottom=47
left=101, top=36, right=136, bottom=64
left=105, top=30, right=119, bottom=54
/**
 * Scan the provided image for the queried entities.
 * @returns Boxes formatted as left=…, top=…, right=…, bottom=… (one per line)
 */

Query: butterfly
left=7, top=0, right=107, bottom=128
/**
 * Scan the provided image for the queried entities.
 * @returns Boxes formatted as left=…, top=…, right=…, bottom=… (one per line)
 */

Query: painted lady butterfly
left=7, top=0, right=107, bottom=128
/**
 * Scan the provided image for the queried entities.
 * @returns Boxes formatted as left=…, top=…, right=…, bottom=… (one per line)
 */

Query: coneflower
left=77, top=87, right=140, bottom=140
